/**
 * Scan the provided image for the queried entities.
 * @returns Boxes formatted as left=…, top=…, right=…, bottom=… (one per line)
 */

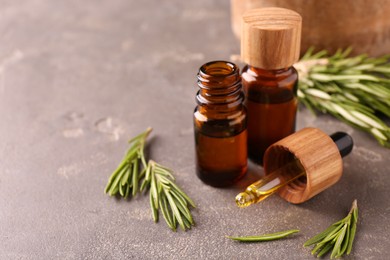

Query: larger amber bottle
left=241, top=7, right=302, bottom=164
left=194, top=61, right=247, bottom=187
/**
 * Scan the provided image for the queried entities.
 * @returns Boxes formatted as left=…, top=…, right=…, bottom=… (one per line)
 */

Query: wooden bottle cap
left=241, top=7, right=302, bottom=70
left=263, top=128, right=343, bottom=204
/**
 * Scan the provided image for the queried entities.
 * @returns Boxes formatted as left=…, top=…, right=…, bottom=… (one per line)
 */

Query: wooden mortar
left=231, top=0, right=390, bottom=56
left=263, top=127, right=343, bottom=204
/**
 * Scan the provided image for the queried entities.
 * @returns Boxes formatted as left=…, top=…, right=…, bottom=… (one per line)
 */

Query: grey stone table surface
left=1, top=0, right=389, bottom=259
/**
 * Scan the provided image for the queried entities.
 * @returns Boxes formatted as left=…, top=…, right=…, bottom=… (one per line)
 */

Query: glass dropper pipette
left=236, top=159, right=305, bottom=207
left=235, top=132, right=353, bottom=208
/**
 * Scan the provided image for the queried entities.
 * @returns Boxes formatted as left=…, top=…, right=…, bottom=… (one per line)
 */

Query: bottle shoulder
left=241, top=65, right=298, bottom=87
left=241, top=65, right=298, bottom=103
left=194, top=106, right=247, bottom=137
left=194, top=106, right=246, bottom=122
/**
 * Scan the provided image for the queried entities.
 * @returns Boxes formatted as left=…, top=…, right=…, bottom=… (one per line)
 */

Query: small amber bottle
left=241, top=7, right=302, bottom=164
left=194, top=61, right=247, bottom=187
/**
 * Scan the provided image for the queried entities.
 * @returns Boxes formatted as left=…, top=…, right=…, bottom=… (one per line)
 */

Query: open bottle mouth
left=199, top=60, right=238, bottom=77
left=196, top=61, right=244, bottom=108
left=198, top=60, right=240, bottom=89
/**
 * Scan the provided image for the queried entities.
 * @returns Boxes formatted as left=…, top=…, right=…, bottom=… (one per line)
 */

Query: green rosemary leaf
left=331, top=103, right=370, bottom=128
left=138, top=167, right=146, bottom=181
left=140, top=164, right=151, bottom=192
left=336, top=98, right=375, bottom=114
left=110, top=185, right=119, bottom=195
left=104, top=128, right=151, bottom=197
left=303, top=224, right=339, bottom=247
left=301, top=46, right=316, bottom=60
left=155, top=167, right=175, bottom=180
left=371, top=67, right=390, bottom=73
left=159, top=192, right=175, bottom=231
left=171, top=187, right=188, bottom=207
left=124, top=183, right=130, bottom=199
left=296, top=48, right=390, bottom=147
left=182, top=215, right=192, bottom=230
left=346, top=63, right=375, bottom=71
left=151, top=168, right=159, bottom=208
left=367, top=57, right=390, bottom=65
left=156, top=174, right=172, bottom=186
left=150, top=189, right=158, bottom=222
left=172, top=214, right=177, bottom=228
left=170, top=190, right=193, bottom=224
left=300, top=96, right=317, bottom=116
left=128, top=127, right=152, bottom=144
left=132, top=158, right=139, bottom=196
left=353, top=211, right=358, bottom=223
left=169, top=181, right=196, bottom=208
left=304, top=200, right=358, bottom=258
left=331, top=224, right=347, bottom=258
left=104, top=160, right=127, bottom=193
left=319, top=225, right=343, bottom=245
left=340, top=47, right=353, bottom=59
left=164, top=189, right=185, bottom=231
left=125, top=144, right=139, bottom=160
left=119, top=183, right=125, bottom=197
left=344, top=82, right=383, bottom=97
left=305, top=88, right=332, bottom=100
left=316, top=243, right=334, bottom=258
left=121, top=165, right=131, bottom=186
left=311, top=73, right=380, bottom=82
left=351, top=110, right=386, bottom=130
left=347, top=220, right=357, bottom=255
left=310, top=50, right=328, bottom=60
left=108, top=166, right=128, bottom=196
left=347, top=200, right=359, bottom=255
left=338, top=222, right=350, bottom=257
left=311, top=242, right=328, bottom=255
left=227, top=229, right=299, bottom=242
left=139, top=144, right=147, bottom=168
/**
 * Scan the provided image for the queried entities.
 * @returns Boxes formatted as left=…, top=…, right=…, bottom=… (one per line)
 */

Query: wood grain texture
left=241, top=7, right=302, bottom=69
left=232, top=0, right=390, bottom=56
left=263, top=127, right=343, bottom=204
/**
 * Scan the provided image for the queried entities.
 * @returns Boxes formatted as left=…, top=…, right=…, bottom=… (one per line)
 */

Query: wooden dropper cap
left=241, top=7, right=302, bottom=70
left=263, top=128, right=353, bottom=204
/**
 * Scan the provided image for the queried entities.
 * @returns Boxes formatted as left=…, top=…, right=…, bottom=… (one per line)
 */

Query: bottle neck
left=196, top=61, right=244, bottom=111
left=245, top=65, right=296, bottom=80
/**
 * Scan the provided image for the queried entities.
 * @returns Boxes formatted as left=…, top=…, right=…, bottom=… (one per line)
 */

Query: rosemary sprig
left=104, top=128, right=196, bottom=231
left=304, top=200, right=358, bottom=258
left=227, top=229, right=299, bottom=242
left=104, top=127, right=151, bottom=197
left=296, top=47, right=390, bottom=147
left=141, top=160, right=196, bottom=231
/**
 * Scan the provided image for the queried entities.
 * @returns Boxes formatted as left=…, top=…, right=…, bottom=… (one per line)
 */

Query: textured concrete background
left=0, top=0, right=389, bottom=259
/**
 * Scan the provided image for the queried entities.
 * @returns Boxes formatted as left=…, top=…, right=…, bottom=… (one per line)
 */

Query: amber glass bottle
left=194, top=61, right=247, bottom=187
left=242, top=66, right=298, bottom=164
left=241, top=7, right=302, bottom=164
